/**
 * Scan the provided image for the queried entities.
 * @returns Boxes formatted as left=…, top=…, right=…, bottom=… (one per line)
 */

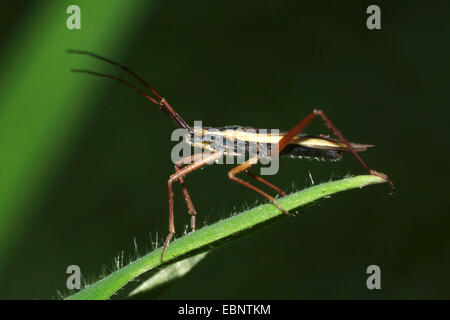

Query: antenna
left=67, top=50, right=190, bottom=129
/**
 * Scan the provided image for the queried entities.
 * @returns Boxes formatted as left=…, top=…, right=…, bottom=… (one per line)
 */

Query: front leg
left=174, top=153, right=205, bottom=232
left=162, top=152, right=223, bottom=261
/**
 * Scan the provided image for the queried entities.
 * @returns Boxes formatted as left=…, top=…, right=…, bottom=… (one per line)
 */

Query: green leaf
left=127, top=251, right=209, bottom=299
left=65, top=175, right=386, bottom=300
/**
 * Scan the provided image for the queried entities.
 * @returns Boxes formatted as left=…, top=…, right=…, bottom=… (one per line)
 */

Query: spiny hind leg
left=276, top=110, right=393, bottom=188
left=312, top=110, right=393, bottom=188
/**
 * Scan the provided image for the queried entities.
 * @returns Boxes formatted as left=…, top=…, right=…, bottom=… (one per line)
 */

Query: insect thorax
left=184, top=126, right=274, bottom=161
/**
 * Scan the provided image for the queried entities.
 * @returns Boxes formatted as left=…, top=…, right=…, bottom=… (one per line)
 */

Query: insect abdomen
left=282, top=145, right=344, bottom=161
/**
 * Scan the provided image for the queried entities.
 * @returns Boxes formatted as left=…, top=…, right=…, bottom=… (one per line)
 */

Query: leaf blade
left=66, top=175, right=386, bottom=300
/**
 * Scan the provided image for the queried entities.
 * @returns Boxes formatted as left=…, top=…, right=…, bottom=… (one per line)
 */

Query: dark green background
left=0, top=0, right=449, bottom=299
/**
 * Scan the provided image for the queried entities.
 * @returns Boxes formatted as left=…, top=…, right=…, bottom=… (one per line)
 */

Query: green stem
left=66, top=175, right=385, bottom=300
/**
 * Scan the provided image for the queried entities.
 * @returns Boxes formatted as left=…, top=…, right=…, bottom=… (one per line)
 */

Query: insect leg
left=277, top=110, right=393, bottom=188
left=244, top=170, right=286, bottom=196
left=228, top=158, right=289, bottom=215
left=163, top=152, right=223, bottom=261
left=174, top=167, right=197, bottom=230
left=68, top=50, right=190, bottom=129
left=174, top=153, right=205, bottom=232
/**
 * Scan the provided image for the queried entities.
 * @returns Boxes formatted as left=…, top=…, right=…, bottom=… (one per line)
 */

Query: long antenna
left=67, top=50, right=190, bottom=129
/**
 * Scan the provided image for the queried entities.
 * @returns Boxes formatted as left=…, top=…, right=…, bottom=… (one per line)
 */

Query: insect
left=68, top=50, right=393, bottom=261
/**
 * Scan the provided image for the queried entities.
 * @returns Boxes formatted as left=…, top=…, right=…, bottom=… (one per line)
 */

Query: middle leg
left=245, top=170, right=286, bottom=196
left=228, top=157, right=289, bottom=215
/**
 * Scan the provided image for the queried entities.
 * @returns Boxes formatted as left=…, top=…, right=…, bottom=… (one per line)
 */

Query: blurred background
left=0, top=0, right=449, bottom=299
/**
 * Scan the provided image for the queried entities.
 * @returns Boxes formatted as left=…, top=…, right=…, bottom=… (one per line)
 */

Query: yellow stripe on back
left=196, top=129, right=348, bottom=150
